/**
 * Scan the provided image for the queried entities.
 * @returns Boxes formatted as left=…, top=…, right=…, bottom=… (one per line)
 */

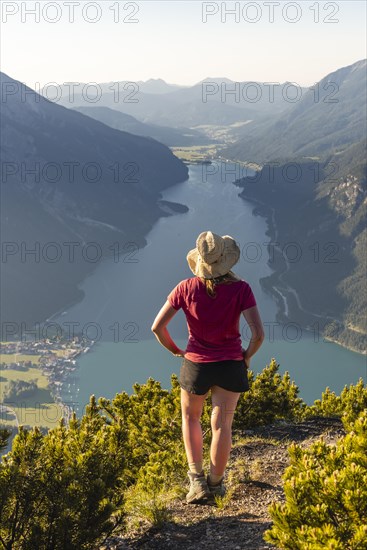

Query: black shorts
left=180, top=357, right=250, bottom=395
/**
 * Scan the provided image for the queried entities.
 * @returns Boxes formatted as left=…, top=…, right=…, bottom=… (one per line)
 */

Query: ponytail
left=199, top=270, right=238, bottom=298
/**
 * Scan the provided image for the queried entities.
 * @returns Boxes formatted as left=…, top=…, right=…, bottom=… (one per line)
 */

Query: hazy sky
left=1, top=1, right=366, bottom=88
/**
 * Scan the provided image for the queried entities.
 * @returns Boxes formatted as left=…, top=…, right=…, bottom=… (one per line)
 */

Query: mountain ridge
left=223, top=58, right=367, bottom=163
left=233, top=139, right=367, bottom=353
left=0, top=72, right=189, bottom=332
left=72, top=106, right=213, bottom=147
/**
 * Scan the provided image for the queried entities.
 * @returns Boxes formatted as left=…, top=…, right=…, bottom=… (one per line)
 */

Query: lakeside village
left=0, top=335, right=94, bottom=421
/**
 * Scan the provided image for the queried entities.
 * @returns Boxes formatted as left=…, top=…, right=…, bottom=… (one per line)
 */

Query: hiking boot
left=207, top=475, right=226, bottom=498
left=186, top=471, right=211, bottom=504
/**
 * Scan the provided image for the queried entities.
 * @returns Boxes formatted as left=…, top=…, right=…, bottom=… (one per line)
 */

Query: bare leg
left=180, top=388, right=209, bottom=464
left=210, top=386, right=240, bottom=477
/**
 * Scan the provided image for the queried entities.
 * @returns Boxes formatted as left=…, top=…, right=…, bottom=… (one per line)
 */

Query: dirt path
left=101, top=417, right=344, bottom=550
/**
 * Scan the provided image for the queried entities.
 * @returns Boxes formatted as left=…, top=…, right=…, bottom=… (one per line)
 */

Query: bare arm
left=241, top=306, right=265, bottom=369
left=151, top=300, right=186, bottom=357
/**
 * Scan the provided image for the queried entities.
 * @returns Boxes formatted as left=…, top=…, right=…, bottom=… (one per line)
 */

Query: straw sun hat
left=186, top=231, right=240, bottom=279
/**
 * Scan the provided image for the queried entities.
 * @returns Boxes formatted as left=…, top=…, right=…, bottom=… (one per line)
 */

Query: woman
left=151, top=231, right=264, bottom=504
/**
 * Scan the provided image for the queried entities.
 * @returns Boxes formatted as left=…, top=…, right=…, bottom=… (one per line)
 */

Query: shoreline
left=320, top=336, right=367, bottom=356
left=0, top=337, right=96, bottom=429
left=236, top=192, right=366, bottom=356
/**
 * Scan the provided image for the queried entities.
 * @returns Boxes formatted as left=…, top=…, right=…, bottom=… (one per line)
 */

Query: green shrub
left=123, top=451, right=184, bottom=529
left=264, top=410, right=367, bottom=549
left=233, top=358, right=306, bottom=429
left=0, top=397, right=126, bottom=549
left=98, top=376, right=185, bottom=487
left=305, top=379, right=367, bottom=429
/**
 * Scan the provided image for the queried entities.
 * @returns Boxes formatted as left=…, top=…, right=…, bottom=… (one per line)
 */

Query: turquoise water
left=72, top=335, right=366, bottom=415
left=47, top=163, right=366, bottom=414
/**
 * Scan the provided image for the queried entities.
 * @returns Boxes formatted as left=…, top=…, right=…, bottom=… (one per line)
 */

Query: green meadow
left=0, top=351, right=64, bottom=430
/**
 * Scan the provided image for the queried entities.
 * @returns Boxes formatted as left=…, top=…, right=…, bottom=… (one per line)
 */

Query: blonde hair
left=199, top=270, right=239, bottom=298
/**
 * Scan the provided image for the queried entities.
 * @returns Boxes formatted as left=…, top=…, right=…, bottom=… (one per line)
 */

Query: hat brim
left=187, top=236, right=240, bottom=278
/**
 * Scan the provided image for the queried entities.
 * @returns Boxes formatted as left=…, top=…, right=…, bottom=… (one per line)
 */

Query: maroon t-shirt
left=167, top=276, right=256, bottom=362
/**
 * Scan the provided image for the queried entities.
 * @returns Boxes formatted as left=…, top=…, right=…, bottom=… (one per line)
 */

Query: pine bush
left=264, top=410, right=367, bottom=549
left=305, top=379, right=367, bottom=429
left=233, top=358, right=306, bottom=429
left=0, top=397, right=126, bottom=549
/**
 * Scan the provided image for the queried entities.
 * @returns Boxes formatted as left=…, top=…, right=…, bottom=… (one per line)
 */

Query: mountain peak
left=196, top=77, right=235, bottom=86
left=135, top=78, right=183, bottom=94
left=144, top=78, right=167, bottom=84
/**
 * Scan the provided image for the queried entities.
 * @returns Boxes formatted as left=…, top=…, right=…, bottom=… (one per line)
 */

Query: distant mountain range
left=42, top=78, right=186, bottom=98
left=50, top=77, right=302, bottom=128
left=133, top=78, right=186, bottom=94
left=0, top=72, right=188, bottom=331
left=224, top=59, right=367, bottom=163
left=72, top=106, right=213, bottom=147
